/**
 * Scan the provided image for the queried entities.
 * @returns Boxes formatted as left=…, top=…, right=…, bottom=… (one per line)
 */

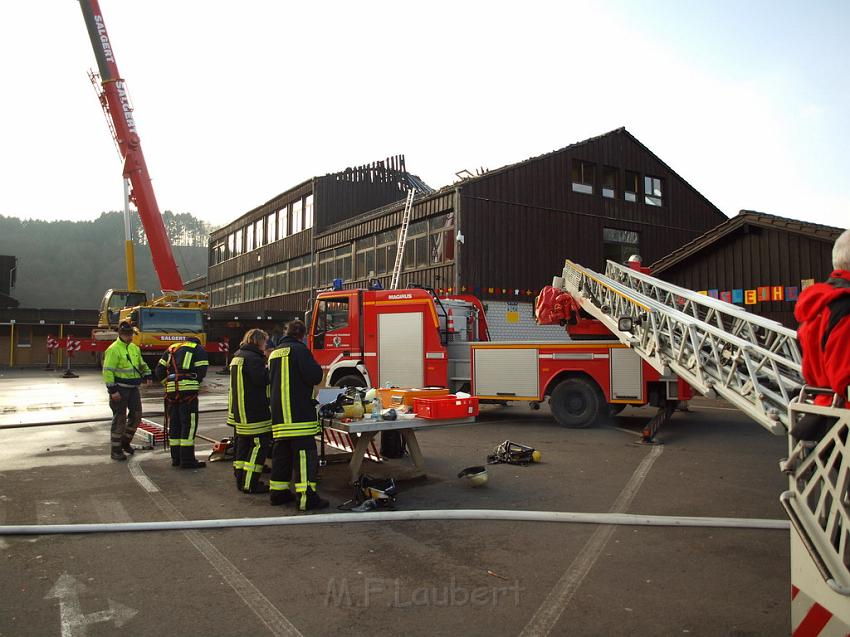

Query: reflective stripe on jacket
left=269, top=336, right=323, bottom=438
left=154, top=341, right=209, bottom=394
left=102, top=338, right=151, bottom=390
left=227, top=344, right=272, bottom=435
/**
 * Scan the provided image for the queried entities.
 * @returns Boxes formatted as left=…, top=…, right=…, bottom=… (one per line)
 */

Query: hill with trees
left=0, top=211, right=211, bottom=309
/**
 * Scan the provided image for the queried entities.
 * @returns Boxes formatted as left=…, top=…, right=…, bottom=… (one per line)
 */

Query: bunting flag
left=692, top=280, right=810, bottom=305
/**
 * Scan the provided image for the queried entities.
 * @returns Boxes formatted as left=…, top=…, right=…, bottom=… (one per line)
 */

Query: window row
left=316, top=214, right=455, bottom=287
left=571, top=160, right=664, bottom=207
left=210, top=194, right=314, bottom=265
left=208, top=255, right=312, bottom=308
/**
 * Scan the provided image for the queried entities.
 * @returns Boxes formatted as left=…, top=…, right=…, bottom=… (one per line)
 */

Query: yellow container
left=377, top=387, right=450, bottom=408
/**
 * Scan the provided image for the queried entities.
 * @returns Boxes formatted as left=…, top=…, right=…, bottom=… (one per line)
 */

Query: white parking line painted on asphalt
left=519, top=445, right=664, bottom=637
left=93, top=495, right=133, bottom=524
left=128, top=455, right=303, bottom=637
left=127, top=457, right=160, bottom=493
left=37, top=500, right=71, bottom=525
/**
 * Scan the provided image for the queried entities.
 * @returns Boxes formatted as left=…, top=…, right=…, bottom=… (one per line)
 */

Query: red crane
left=78, top=0, right=183, bottom=292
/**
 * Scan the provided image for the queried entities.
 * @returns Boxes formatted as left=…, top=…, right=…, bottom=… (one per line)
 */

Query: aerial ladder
left=547, top=258, right=849, bottom=633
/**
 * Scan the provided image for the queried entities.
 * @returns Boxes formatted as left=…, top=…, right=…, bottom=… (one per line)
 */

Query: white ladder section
left=389, top=188, right=416, bottom=290
left=555, top=259, right=805, bottom=434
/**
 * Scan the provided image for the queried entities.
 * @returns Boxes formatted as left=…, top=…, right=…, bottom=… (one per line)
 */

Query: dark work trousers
left=110, top=387, right=142, bottom=454
left=270, top=436, right=318, bottom=505
left=166, top=393, right=200, bottom=465
left=234, top=432, right=272, bottom=491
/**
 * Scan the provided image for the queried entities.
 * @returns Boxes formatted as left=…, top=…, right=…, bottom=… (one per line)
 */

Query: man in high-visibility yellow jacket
left=102, top=322, right=152, bottom=461
left=154, top=337, right=209, bottom=469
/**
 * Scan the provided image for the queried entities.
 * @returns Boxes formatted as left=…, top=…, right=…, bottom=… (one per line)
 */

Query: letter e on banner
left=745, top=289, right=757, bottom=305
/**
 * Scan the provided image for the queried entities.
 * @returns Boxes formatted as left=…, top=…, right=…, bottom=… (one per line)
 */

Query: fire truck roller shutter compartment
left=473, top=347, right=539, bottom=398
left=378, top=312, right=424, bottom=388
left=609, top=347, right=643, bottom=400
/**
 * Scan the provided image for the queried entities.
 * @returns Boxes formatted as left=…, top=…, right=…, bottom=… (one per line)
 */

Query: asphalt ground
left=0, top=369, right=790, bottom=636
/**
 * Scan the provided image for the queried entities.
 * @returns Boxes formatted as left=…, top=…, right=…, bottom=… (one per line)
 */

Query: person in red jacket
left=794, top=229, right=850, bottom=406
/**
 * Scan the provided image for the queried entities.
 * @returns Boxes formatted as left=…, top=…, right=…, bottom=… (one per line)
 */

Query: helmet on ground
left=457, top=465, right=488, bottom=487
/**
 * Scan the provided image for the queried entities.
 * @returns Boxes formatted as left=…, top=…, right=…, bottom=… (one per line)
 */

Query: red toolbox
left=413, top=395, right=479, bottom=419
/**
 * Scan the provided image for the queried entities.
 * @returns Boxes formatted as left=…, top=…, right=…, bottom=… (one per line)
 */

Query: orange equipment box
left=413, top=396, right=480, bottom=420
left=377, top=387, right=450, bottom=408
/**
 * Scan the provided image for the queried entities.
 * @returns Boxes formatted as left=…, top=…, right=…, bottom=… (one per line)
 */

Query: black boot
left=180, top=446, right=205, bottom=469
left=244, top=481, right=270, bottom=494
left=299, top=488, right=329, bottom=511
left=121, top=439, right=135, bottom=455
left=270, top=491, right=294, bottom=506
left=234, top=470, right=245, bottom=491
left=111, top=448, right=127, bottom=461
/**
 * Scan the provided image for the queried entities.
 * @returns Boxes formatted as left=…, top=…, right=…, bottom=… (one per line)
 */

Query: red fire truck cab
left=307, top=287, right=689, bottom=427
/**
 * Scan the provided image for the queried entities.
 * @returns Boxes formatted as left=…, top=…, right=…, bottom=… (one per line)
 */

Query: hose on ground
left=0, top=509, right=789, bottom=536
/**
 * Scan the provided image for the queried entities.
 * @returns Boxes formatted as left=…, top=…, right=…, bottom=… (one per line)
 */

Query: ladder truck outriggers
left=78, top=0, right=210, bottom=360
left=538, top=257, right=849, bottom=635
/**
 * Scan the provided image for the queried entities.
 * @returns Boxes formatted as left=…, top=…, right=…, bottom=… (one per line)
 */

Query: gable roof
left=651, top=210, right=845, bottom=274
left=453, top=127, right=727, bottom=223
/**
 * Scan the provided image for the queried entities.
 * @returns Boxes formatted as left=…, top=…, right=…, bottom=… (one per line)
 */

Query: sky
left=1, top=0, right=848, bottom=230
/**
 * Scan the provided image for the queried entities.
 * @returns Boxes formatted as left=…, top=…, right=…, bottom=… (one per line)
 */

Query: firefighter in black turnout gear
left=268, top=320, right=329, bottom=510
left=154, top=337, right=209, bottom=469
left=227, top=329, right=273, bottom=493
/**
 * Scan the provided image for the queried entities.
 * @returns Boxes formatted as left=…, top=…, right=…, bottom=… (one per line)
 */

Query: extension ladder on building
left=389, top=188, right=416, bottom=290
left=555, top=259, right=805, bottom=434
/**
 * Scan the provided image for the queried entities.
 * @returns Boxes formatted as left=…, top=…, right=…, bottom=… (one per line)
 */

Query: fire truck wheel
left=550, top=377, right=604, bottom=428
left=334, top=374, right=366, bottom=389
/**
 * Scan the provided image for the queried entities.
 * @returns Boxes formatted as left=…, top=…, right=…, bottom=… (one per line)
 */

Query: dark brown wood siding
left=655, top=225, right=835, bottom=327
left=458, top=129, right=725, bottom=298
left=208, top=231, right=312, bottom=285
left=315, top=191, right=456, bottom=291
left=314, top=157, right=416, bottom=233
left=315, top=192, right=455, bottom=249
left=213, top=291, right=311, bottom=317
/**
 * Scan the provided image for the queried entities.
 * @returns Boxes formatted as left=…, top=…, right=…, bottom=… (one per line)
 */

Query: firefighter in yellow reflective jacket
left=228, top=329, right=272, bottom=494
left=154, top=337, right=209, bottom=469
left=102, top=322, right=152, bottom=461
left=268, top=320, right=328, bottom=510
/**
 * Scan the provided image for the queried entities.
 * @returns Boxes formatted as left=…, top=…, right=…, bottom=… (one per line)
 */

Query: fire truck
left=77, top=0, right=212, bottom=359
left=307, top=278, right=690, bottom=429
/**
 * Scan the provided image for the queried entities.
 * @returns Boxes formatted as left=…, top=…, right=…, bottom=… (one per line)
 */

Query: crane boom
left=78, top=0, right=183, bottom=292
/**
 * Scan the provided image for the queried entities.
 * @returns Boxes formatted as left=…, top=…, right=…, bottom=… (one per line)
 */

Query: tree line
left=0, top=211, right=211, bottom=309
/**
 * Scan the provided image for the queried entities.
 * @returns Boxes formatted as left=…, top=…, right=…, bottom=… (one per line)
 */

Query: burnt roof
left=651, top=210, right=845, bottom=274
